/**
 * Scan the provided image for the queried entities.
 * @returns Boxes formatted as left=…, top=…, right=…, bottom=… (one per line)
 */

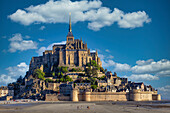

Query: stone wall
left=129, top=90, right=153, bottom=101
left=70, top=90, right=159, bottom=101
left=45, top=94, right=59, bottom=101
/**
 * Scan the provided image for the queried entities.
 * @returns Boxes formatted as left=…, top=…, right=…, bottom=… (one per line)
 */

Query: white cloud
left=0, top=62, right=29, bottom=86
left=39, top=26, right=45, bottom=30
left=132, top=59, right=170, bottom=75
left=0, top=74, right=16, bottom=86
left=157, top=85, right=170, bottom=92
left=98, top=54, right=105, bottom=60
left=155, top=70, right=170, bottom=77
left=136, top=59, right=154, bottom=66
left=37, top=41, right=66, bottom=55
left=90, top=50, right=96, bottom=53
left=157, top=85, right=170, bottom=99
left=105, top=49, right=110, bottom=53
left=6, top=62, right=29, bottom=77
left=102, top=59, right=115, bottom=67
left=8, top=0, right=151, bottom=31
left=113, top=63, right=131, bottom=72
left=118, top=11, right=151, bottom=28
left=127, top=74, right=159, bottom=81
left=108, top=55, right=114, bottom=59
left=8, top=33, right=38, bottom=52
left=38, top=38, right=45, bottom=41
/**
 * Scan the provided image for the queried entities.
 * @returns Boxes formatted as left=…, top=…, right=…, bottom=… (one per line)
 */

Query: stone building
left=28, top=15, right=102, bottom=76
left=0, top=86, right=14, bottom=100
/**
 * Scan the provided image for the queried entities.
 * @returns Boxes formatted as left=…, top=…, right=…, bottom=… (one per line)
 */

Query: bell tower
left=67, top=13, right=74, bottom=42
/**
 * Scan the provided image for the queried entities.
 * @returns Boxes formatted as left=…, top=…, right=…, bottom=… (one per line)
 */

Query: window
left=68, top=38, right=73, bottom=41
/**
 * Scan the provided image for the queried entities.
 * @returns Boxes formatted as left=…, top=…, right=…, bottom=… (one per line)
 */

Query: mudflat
left=0, top=101, right=169, bottom=113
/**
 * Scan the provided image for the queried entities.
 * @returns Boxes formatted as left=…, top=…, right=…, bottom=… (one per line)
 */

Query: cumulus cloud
left=37, top=41, right=66, bottom=55
left=113, top=63, right=131, bottom=72
left=8, top=33, right=37, bottom=52
left=131, top=59, right=170, bottom=75
left=124, top=59, right=170, bottom=81
left=157, top=85, right=170, bottom=99
left=118, top=11, right=151, bottom=28
left=39, top=26, right=45, bottom=30
left=0, top=62, right=29, bottom=86
left=127, top=74, right=159, bottom=81
left=0, top=74, right=16, bottom=86
left=108, top=55, right=114, bottom=59
left=100, top=56, right=170, bottom=81
left=8, top=0, right=151, bottom=31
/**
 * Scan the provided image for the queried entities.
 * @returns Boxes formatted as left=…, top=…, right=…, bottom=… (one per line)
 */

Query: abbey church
left=28, top=15, right=102, bottom=75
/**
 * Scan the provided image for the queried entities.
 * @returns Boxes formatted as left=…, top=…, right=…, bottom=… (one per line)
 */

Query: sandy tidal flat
left=0, top=101, right=170, bottom=113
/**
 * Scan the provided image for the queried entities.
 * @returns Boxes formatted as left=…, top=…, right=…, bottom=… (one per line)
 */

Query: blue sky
left=0, top=0, right=170, bottom=99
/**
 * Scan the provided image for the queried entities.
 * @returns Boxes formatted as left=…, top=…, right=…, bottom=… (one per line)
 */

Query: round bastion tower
left=84, top=91, right=91, bottom=101
left=71, top=88, right=78, bottom=101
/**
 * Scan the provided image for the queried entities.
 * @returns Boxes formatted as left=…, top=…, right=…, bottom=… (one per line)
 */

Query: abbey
left=3, top=15, right=161, bottom=102
left=29, top=15, right=102, bottom=75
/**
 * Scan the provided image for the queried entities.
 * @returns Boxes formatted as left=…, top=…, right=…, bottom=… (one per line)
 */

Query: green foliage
left=92, top=68, right=98, bottom=77
left=77, top=68, right=82, bottom=72
left=65, top=75, right=73, bottom=82
left=89, top=77, right=97, bottom=85
left=52, top=72, right=56, bottom=77
left=45, top=78, right=53, bottom=83
left=91, top=60, right=98, bottom=67
left=60, top=77, right=64, bottom=82
left=100, top=67, right=105, bottom=73
left=62, top=67, right=68, bottom=73
left=33, top=69, right=45, bottom=80
left=71, top=68, right=77, bottom=72
left=91, top=85, right=98, bottom=89
left=85, top=67, right=92, bottom=76
left=55, top=79, right=60, bottom=83
left=98, top=75, right=106, bottom=80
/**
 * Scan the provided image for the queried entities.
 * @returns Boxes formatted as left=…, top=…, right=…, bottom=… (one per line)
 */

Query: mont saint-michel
left=0, top=15, right=161, bottom=102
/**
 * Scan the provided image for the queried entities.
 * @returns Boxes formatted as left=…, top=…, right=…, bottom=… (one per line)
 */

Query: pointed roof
left=67, top=13, right=74, bottom=37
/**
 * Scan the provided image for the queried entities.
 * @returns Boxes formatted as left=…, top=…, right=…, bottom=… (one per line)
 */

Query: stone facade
left=70, top=89, right=161, bottom=102
left=28, top=16, right=102, bottom=76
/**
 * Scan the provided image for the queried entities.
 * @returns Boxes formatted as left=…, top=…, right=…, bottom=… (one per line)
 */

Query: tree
left=60, top=77, right=64, bottom=82
left=89, top=77, right=96, bottom=85
left=65, top=75, right=73, bottom=82
left=91, top=85, right=98, bottom=90
left=100, top=67, right=105, bottom=73
left=76, top=68, right=82, bottom=72
left=33, top=69, right=45, bottom=80
left=92, top=68, right=98, bottom=77
left=71, top=68, right=77, bottom=72
left=45, top=79, right=53, bottom=83
left=52, top=72, right=56, bottom=77
left=62, top=67, right=68, bottom=73
left=91, top=60, right=98, bottom=67
left=85, top=67, right=92, bottom=76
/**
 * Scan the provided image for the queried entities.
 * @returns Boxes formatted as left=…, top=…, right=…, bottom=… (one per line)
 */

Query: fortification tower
left=84, top=90, right=91, bottom=101
left=71, top=88, right=78, bottom=101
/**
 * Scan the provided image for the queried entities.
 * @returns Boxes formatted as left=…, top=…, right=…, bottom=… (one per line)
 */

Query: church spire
left=69, top=12, right=72, bottom=32
left=67, top=13, right=74, bottom=42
